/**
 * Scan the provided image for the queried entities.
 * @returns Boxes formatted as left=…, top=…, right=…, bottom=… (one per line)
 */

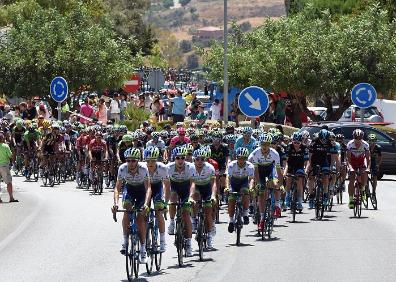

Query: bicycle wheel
left=154, top=224, right=162, bottom=271
left=291, top=186, right=297, bottom=223
left=145, top=224, right=154, bottom=275
left=215, top=197, right=220, bottom=224
left=266, top=202, right=274, bottom=239
left=370, top=181, right=378, bottom=210
left=315, top=183, right=322, bottom=220
left=328, top=191, right=333, bottom=212
left=125, top=239, right=134, bottom=281
left=33, top=158, right=39, bottom=182
left=235, top=206, right=242, bottom=246
left=176, top=219, right=184, bottom=267
left=353, top=186, right=359, bottom=217
left=98, top=172, right=103, bottom=195
left=196, top=212, right=204, bottom=261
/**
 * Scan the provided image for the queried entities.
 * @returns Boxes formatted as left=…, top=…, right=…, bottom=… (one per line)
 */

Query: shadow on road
left=287, top=220, right=310, bottom=224
left=167, top=263, right=194, bottom=269
left=380, top=178, right=396, bottom=182
left=257, top=237, right=280, bottom=242
left=227, top=243, right=254, bottom=247
left=349, top=216, right=369, bottom=219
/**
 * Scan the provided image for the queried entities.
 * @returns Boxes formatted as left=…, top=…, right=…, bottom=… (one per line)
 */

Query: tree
left=179, top=40, right=192, bottom=53
left=179, top=0, right=191, bottom=7
left=186, top=53, right=199, bottom=69
left=0, top=1, right=133, bottom=101
left=204, top=5, right=396, bottom=127
left=163, top=0, right=173, bottom=9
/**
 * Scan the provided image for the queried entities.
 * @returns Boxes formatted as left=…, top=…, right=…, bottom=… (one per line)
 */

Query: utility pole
left=223, top=0, right=229, bottom=125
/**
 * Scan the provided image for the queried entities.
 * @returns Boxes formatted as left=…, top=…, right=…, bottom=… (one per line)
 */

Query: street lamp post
left=223, top=0, right=229, bottom=125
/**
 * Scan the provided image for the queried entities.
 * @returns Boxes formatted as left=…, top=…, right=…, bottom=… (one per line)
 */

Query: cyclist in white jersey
left=167, top=146, right=196, bottom=257
left=226, top=147, right=255, bottom=233
left=146, top=132, right=167, bottom=161
left=191, top=148, right=217, bottom=249
left=248, top=134, right=281, bottom=231
left=112, top=148, right=152, bottom=264
left=143, top=146, right=170, bottom=252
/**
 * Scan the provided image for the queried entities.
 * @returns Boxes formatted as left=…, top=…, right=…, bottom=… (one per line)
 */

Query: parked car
left=320, top=105, right=384, bottom=123
left=300, top=122, right=396, bottom=178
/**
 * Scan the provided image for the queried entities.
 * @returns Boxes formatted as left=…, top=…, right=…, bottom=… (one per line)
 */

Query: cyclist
left=328, top=132, right=341, bottom=200
left=169, top=127, right=190, bottom=150
left=346, top=129, right=371, bottom=209
left=226, top=147, right=255, bottom=232
left=23, top=124, right=41, bottom=176
left=88, top=131, right=108, bottom=181
left=143, top=146, right=170, bottom=252
left=146, top=132, right=167, bottom=161
left=117, top=134, right=134, bottom=164
left=113, top=148, right=152, bottom=264
left=248, top=133, right=281, bottom=231
left=167, top=146, right=196, bottom=257
left=191, top=148, right=217, bottom=249
left=284, top=132, right=309, bottom=211
left=368, top=133, right=382, bottom=196
left=210, top=131, right=229, bottom=200
left=301, top=130, right=311, bottom=147
left=306, top=129, right=335, bottom=209
left=41, top=123, right=62, bottom=174
left=336, top=134, right=347, bottom=192
left=235, top=127, right=256, bottom=154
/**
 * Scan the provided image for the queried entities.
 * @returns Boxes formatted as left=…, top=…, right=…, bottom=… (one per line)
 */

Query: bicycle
left=230, top=192, right=244, bottom=246
left=314, top=166, right=326, bottom=220
left=12, top=145, right=24, bottom=176
left=90, top=160, right=105, bottom=195
left=327, top=170, right=337, bottom=212
left=353, top=168, right=365, bottom=218
left=364, top=175, right=378, bottom=210
left=42, top=155, right=55, bottom=187
left=169, top=202, right=186, bottom=267
left=287, top=174, right=303, bottom=223
left=145, top=207, right=163, bottom=274
left=113, top=206, right=142, bottom=280
left=25, top=150, right=39, bottom=182
left=262, top=186, right=276, bottom=240
left=195, top=199, right=212, bottom=261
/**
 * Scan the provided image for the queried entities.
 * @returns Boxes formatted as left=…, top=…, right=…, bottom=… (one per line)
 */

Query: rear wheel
left=291, top=186, right=297, bottom=223
left=176, top=220, right=184, bottom=267
left=145, top=225, right=154, bottom=275
left=125, top=238, right=134, bottom=281
left=196, top=213, right=204, bottom=261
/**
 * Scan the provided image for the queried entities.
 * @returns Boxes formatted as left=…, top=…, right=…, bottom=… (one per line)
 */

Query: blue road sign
left=351, top=83, right=377, bottom=109
left=50, top=76, right=68, bottom=103
left=238, top=86, right=269, bottom=118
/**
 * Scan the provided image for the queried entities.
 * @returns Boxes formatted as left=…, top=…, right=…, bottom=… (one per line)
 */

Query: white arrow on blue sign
left=351, top=83, right=377, bottom=109
left=238, top=86, right=269, bottom=118
left=50, top=76, right=68, bottom=103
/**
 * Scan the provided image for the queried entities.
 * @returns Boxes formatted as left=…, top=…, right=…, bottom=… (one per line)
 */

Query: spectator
left=38, top=103, right=50, bottom=119
left=137, top=94, right=145, bottom=109
left=61, top=101, right=70, bottom=120
left=120, top=94, right=127, bottom=121
left=110, top=93, right=121, bottom=122
left=26, top=100, right=38, bottom=120
left=274, top=94, right=286, bottom=124
left=80, top=97, right=94, bottom=124
left=171, top=90, right=186, bottom=124
left=0, top=131, right=18, bottom=203
left=151, top=96, right=165, bottom=122
left=196, top=104, right=207, bottom=128
left=96, top=98, right=108, bottom=124
left=144, top=92, right=153, bottom=111
left=210, top=99, right=222, bottom=121
left=19, top=102, right=28, bottom=120
left=189, top=92, right=201, bottom=120
left=3, top=105, right=14, bottom=123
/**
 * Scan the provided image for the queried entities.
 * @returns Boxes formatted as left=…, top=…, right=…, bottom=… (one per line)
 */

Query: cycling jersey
left=228, top=160, right=254, bottom=192
left=146, top=139, right=166, bottom=151
left=339, top=142, right=347, bottom=163
left=23, top=130, right=41, bottom=144
left=210, top=143, right=229, bottom=172
left=347, top=140, right=369, bottom=168
left=248, top=147, right=279, bottom=183
left=309, top=139, right=333, bottom=168
left=274, top=144, right=286, bottom=166
left=89, top=139, right=107, bottom=152
left=118, top=162, right=149, bottom=209
left=144, top=162, right=169, bottom=203
left=193, top=162, right=215, bottom=201
left=12, top=126, right=25, bottom=144
left=234, top=136, right=257, bottom=154
left=285, top=143, right=309, bottom=174
left=168, top=161, right=196, bottom=203
left=170, top=136, right=190, bottom=147
left=327, top=142, right=341, bottom=168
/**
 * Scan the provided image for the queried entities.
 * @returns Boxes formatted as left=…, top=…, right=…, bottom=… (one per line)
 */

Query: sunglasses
left=194, top=157, right=205, bottom=162
left=293, top=141, right=301, bottom=145
left=176, top=156, right=185, bottom=160
left=237, top=157, right=247, bottom=160
left=126, top=159, right=138, bottom=163
left=354, top=137, right=363, bottom=140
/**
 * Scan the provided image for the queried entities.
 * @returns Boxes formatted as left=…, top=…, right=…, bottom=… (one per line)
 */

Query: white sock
left=186, top=238, right=192, bottom=246
left=160, top=232, right=165, bottom=242
left=243, top=209, right=249, bottom=217
left=275, top=200, right=281, bottom=208
left=229, top=216, right=234, bottom=223
left=261, top=213, right=265, bottom=220
left=123, top=235, right=128, bottom=244
left=170, top=219, right=175, bottom=224
left=141, top=244, right=146, bottom=252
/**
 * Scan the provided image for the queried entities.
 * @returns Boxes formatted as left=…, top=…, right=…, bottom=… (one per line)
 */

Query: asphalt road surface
left=1, top=175, right=396, bottom=282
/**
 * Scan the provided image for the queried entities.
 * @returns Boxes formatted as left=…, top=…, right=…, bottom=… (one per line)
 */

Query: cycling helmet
left=225, top=124, right=234, bottom=134
left=242, top=127, right=253, bottom=135
left=130, top=132, right=139, bottom=141
left=193, top=149, right=206, bottom=159
left=283, top=135, right=290, bottom=142
left=146, top=126, right=154, bottom=134
left=292, top=132, right=303, bottom=142
left=236, top=147, right=250, bottom=158
left=60, top=127, right=66, bottom=134
left=258, top=133, right=273, bottom=144
left=160, top=130, right=169, bottom=139
left=163, top=124, right=171, bottom=130
left=268, top=128, right=279, bottom=135
left=138, top=130, right=146, bottom=140
left=142, top=121, right=150, bottom=127
left=172, top=146, right=187, bottom=157
left=335, top=134, right=344, bottom=141
left=52, top=123, right=60, bottom=129
left=15, top=119, right=23, bottom=127
left=175, top=122, right=184, bottom=128
left=300, top=130, right=310, bottom=140
left=368, top=133, right=377, bottom=142
left=252, top=129, right=261, bottom=138
left=170, top=130, right=177, bottom=138
left=122, top=134, right=133, bottom=142
left=119, top=125, right=128, bottom=133
left=190, top=134, right=199, bottom=141
left=318, top=129, right=330, bottom=141
left=189, top=122, right=197, bottom=128
left=152, top=132, right=160, bottom=139
left=353, top=129, right=364, bottom=140
left=212, top=131, right=222, bottom=139
left=144, top=146, right=160, bottom=160
left=187, top=128, right=196, bottom=136
left=185, top=143, right=194, bottom=153
left=224, top=134, right=237, bottom=144
left=203, top=136, right=213, bottom=144
left=124, top=148, right=141, bottom=160
left=177, top=127, right=186, bottom=135
left=28, top=125, right=35, bottom=132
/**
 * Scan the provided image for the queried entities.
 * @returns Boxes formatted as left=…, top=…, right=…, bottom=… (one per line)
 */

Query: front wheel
left=145, top=225, right=154, bottom=275
left=175, top=220, right=184, bottom=267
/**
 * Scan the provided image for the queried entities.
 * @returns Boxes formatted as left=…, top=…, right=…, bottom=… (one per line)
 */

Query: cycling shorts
left=287, top=167, right=305, bottom=176
left=151, top=182, right=164, bottom=209
left=122, top=184, right=146, bottom=210
left=91, top=151, right=103, bottom=162
left=309, top=161, right=329, bottom=176
left=170, top=180, right=190, bottom=205
left=229, top=177, right=249, bottom=195
left=195, top=184, right=212, bottom=203
left=370, top=160, right=378, bottom=177
left=43, top=144, right=55, bottom=155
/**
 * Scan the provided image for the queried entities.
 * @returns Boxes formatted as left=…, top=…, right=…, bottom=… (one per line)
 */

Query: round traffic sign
left=238, top=86, right=269, bottom=118
left=351, top=83, right=377, bottom=109
left=50, top=77, right=68, bottom=103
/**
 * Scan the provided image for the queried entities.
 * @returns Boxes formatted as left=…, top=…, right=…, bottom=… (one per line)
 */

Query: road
left=1, top=175, right=396, bottom=281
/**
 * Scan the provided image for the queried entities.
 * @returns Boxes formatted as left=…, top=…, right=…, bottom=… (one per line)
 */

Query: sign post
left=50, top=76, right=68, bottom=121
left=238, top=86, right=269, bottom=119
left=147, top=69, right=165, bottom=92
left=351, top=83, right=377, bottom=123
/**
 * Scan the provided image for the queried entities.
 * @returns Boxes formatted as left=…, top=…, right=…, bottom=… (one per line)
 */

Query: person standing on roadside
left=110, top=93, right=121, bottom=122
left=0, top=131, right=18, bottom=203
left=171, top=90, right=186, bottom=124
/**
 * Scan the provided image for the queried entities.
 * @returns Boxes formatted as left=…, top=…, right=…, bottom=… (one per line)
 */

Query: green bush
left=121, top=105, right=150, bottom=131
